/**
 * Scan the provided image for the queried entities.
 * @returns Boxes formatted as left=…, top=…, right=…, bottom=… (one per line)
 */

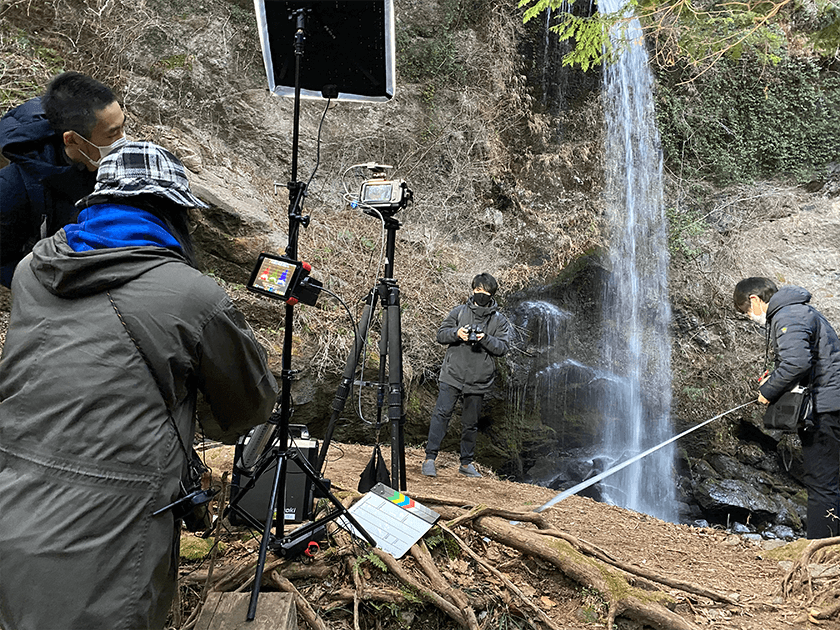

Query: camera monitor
left=248, top=253, right=304, bottom=301
left=254, top=0, right=396, bottom=102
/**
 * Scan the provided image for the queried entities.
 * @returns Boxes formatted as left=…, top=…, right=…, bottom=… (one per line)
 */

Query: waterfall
left=596, top=0, right=676, bottom=521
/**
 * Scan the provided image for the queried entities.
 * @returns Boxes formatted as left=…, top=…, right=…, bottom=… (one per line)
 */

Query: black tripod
left=316, top=211, right=408, bottom=492
left=224, top=9, right=374, bottom=621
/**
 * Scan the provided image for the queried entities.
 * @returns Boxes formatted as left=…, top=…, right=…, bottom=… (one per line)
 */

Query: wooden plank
left=195, top=592, right=297, bottom=630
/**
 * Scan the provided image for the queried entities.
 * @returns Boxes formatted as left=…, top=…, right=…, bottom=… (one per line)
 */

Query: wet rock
left=693, top=477, right=780, bottom=521
left=689, top=458, right=719, bottom=480
left=767, top=525, right=796, bottom=540
left=730, top=522, right=752, bottom=534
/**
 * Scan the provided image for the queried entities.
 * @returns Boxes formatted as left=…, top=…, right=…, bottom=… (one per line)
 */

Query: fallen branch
left=269, top=570, right=330, bottom=630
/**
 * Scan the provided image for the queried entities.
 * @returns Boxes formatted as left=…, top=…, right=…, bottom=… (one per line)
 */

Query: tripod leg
left=247, top=449, right=288, bottom=620
left=385, top=282, right=407, bottom=491
left=317, top=290, right=377, bottom=472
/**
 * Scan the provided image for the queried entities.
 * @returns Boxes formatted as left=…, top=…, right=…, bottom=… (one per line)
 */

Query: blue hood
left=0, top=97, right=58, bottom=159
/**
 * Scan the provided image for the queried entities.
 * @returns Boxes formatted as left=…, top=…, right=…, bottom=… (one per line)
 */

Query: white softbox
left=254, top=0, right=396, bottom=102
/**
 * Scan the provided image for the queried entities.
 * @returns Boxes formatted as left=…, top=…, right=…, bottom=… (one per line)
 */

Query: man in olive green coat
left=0, top=141, right=278, bottom=630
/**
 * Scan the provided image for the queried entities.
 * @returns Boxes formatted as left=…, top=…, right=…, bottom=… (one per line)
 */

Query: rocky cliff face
left=1, top=0, right=838, bottom=534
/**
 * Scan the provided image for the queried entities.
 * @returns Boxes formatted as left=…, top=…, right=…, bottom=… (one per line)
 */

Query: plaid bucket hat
left=76, top=141, right=209, bottom=210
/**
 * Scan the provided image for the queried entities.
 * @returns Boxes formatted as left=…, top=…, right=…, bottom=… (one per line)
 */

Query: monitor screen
left=362, top=181, right=394, bottom=203
left=250, top=256, right=298, bottom=298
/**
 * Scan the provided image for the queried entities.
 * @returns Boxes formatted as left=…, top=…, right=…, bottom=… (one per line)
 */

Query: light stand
left=228, top=10, right=375, bottom=621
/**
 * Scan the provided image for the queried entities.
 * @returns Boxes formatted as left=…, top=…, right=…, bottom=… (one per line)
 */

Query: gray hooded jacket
left=759, top=285, right=840, bottom=413
left=0, top=232, right=278, bottom=630
left=437, top=297, right=511, bottom=395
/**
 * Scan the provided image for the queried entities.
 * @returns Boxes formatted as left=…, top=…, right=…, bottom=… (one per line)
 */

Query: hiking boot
left=459, top=463, right=482, bottom=477
left=421, top=459, right=437, bottom=477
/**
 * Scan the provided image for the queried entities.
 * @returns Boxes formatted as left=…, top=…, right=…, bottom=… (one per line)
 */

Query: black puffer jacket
left=759, top=285, right=840, bottom=413
left=0, top=97, right=95, bottom=287
left=437, top=297, right=511, bottom=395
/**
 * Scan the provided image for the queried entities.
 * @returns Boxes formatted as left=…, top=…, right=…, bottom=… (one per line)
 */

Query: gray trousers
left=425, top=382, right=483, bottom=466
left=801, top=410, right=840, bottom=538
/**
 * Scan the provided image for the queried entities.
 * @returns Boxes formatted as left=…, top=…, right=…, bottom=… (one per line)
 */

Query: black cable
left=305, top=98, right=331, bottom=189
left=317, top=284, right=360, bottom=371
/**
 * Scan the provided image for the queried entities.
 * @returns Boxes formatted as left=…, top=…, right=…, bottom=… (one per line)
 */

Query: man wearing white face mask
left=734, top=276, right=840, bottom=538
left=0, top=71, right=125, bottom=287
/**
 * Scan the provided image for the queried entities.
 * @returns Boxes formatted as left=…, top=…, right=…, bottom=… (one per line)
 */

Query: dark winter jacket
left=437, top=297, right=511, bottom=395
left=0, top=230, right=278, bottom=630
left=0, top=97, right=96, bottom=287
left=759, top=285, right=840, bottom=413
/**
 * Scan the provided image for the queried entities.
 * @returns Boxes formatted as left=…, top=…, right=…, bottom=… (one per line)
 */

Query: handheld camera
left=464, top=325, right=484, bottom=345
left=247, top=253, right=322, bottom=306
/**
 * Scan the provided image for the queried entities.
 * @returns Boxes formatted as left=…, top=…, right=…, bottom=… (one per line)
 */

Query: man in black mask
left=422, top=273, right=511, bottom=478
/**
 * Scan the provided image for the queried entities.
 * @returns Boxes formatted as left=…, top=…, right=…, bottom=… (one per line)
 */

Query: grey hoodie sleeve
left=478, top=312, right=511, bottom=357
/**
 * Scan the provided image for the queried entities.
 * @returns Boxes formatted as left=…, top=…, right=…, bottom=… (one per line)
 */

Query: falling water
left=596, top=0, right=675, bottom=521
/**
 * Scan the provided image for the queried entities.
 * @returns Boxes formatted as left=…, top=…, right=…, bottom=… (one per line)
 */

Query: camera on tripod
left=357, top=164, right=412, bottom=217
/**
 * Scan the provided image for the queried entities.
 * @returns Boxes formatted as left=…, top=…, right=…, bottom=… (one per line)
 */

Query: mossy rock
left=761, top=538, right=809, bottom=561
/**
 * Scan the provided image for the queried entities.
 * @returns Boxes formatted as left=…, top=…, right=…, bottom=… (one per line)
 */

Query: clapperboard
left=340, top=483, right=440, bottom=558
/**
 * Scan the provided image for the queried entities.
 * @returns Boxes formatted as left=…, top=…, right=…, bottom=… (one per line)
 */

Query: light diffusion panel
left=254, top=0, right=396, bottom=102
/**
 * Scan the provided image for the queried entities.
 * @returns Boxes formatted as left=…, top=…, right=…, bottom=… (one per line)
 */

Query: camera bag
left=763, top=385, right=813, bottom=432
left=760, top=323, right=815, bottom=433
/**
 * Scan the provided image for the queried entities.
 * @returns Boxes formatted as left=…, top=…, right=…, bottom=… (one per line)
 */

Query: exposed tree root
left=781, top=536, right=840, bottom=622
left=437, top=522, right=565, bottom=630
left=174, top=502, right=749, bottom=630
left=439, top=505, right=737, bottom=606
left=269, top=570, right=330, bottom=630
left=469, top=514, right=699, bottom=630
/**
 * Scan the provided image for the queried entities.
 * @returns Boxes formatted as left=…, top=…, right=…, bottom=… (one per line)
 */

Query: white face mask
left=77, top=133, right=127, bottom=167
left=749, top=310, right=767, bottom=327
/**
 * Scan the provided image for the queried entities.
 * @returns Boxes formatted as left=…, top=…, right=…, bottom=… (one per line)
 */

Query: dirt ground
left=193, top=441, right=840, bottom=630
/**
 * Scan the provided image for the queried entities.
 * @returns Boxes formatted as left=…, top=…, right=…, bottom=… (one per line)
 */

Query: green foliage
left=424, top=527, right=461, bottom=557
left=520, top=0, right=621, bottom=71
left=656, top=56, right=840, bottom=183
left=354, top=550, right=388, bottom=575
left=520, top=0, right=840, bottom=72
left=811, top=0, right=840, bottom=54
left=666, top=205, right=704, bottom=258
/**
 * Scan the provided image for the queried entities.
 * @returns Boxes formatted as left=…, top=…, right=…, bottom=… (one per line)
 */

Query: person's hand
left=757, top=371, right=770, bottom=405
left=475, top=332, right=485, bottom=342
left=457, top=327, right=470, bottom=341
